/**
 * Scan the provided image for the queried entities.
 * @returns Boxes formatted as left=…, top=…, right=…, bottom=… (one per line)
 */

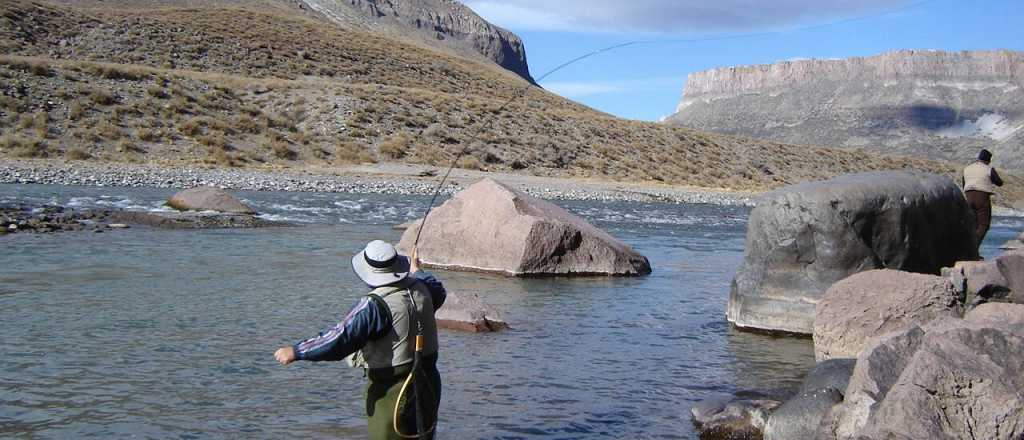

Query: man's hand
left=409, top=246, right=421, bottom=274
left=274, top=346, right=296, bottom=365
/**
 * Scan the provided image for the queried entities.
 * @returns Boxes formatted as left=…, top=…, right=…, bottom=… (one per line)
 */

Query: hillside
left=667, top=50, right=1024, bottom=169
left=41, top=0, right=535, bottom=83
left=0, top=0, right=1021, bottom=205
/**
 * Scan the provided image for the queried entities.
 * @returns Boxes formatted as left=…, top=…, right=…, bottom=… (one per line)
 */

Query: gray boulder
left=945, top=260, right=1011, bottom=308
left=398, top=178, right=651, bottom=276
left=764, top=388, right=843, bottom=440
left=729, top=171, right=976, bottom=334
left=799, top=358, right=856, bottom=395
left=997, top=253, right=1024, bottom=304
left=166, top=186, right=256, bottom=214
left=435, top=291, right=508, bottom=332
left=857, top=317, right=1024, bottom=439
left=813, top=269, right=963, bottom=361
left=964, top=302, right=1024, bottom=326
left=820, top=325, right=926, bottom=440
left=692, top=395, right=780, bottom=440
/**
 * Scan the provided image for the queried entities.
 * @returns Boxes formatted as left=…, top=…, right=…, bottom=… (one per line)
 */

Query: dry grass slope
left=0, top=0, right=1020, bottom=204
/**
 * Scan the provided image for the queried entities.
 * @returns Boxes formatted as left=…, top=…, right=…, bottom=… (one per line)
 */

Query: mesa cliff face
left=301, top=0, right=534, bottom=83
left=667, top=50, right=1024, bottom=168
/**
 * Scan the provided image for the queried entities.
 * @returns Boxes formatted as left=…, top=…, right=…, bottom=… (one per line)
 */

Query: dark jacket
left=293, top=271, right=446, bottom=362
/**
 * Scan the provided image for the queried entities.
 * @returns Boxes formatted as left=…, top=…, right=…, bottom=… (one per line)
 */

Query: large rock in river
left=398, top=178, right=651, bottom=276
left=728, top=171, right=976, bottom=334
left=167, top=186, right=256, bottom=214
left=813, top=269, right=963, bottom=361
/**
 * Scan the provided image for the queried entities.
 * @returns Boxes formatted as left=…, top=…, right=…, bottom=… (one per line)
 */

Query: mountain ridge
left=668, top=49, right=1024, bottom=168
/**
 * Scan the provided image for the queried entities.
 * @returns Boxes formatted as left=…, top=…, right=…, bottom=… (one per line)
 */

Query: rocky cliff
left=667, top=50, right=1024, bottom=169
left=301, top=0, right=534, bottom=83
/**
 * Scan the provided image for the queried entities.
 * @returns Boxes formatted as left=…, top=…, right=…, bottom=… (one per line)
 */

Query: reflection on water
left=2, top=184, right=1020, bottom=439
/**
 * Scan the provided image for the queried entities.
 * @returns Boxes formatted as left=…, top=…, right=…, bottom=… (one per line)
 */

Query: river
left=2, top=183, right=1020, bottom=439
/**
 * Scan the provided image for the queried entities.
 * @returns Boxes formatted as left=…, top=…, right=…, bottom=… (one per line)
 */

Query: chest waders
left=371, top=287, right=434, bottom=439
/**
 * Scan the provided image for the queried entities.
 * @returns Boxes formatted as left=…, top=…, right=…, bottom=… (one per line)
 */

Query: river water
left=2, top=183, right=1020, bottom=439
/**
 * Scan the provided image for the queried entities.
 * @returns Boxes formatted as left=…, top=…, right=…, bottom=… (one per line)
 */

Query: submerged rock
left=109, top=211, right=282, bottom=229
left=813, top=270, right=962, bottom=361
left=691, top=395, right=780, bottom=440
left=166, top=186, right=256, bottom=214
left=729, top=171, right=976, bottom=334
left=398, top=178, right=651, bottom=276
left=435, top=291, right=508, bottom=332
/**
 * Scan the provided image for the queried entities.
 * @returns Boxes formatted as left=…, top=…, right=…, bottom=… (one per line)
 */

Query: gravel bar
left=0, top=159, right=754, bottom=206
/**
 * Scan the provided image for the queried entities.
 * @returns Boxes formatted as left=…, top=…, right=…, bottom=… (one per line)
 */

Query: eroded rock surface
left=435, top=291, right=508, bottom=332
left=729, top=171, right=976, bottom=334
left=166, top=186, right=256, bottom=214
left=813, top=270, right=963, bottom=361
left=398, top=178, right=651, bottom=276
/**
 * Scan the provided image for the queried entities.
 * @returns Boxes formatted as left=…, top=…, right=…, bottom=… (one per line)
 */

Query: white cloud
left=465, top=0, right=913, bottom=34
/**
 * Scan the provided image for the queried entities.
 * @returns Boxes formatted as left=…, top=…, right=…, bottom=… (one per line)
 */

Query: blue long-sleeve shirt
left=293, top=271, right=446, bottom=362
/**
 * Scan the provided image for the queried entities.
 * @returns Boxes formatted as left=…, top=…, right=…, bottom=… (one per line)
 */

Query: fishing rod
left=410, top=0, right=942, bottom=248
left=397, top=3, right=942, bottom=436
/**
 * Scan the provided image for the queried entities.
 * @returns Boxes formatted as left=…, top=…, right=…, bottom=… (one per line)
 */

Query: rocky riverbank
left=0, top=159, right=754, bottom=206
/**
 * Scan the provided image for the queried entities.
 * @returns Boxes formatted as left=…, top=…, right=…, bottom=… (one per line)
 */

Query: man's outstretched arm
left=274, top=296, right=391, bottom=365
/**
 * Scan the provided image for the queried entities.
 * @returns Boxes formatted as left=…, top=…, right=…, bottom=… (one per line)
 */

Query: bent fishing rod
left=398, top=4, right=942, bottom=436
left=409, top=0, right=940, bottom=248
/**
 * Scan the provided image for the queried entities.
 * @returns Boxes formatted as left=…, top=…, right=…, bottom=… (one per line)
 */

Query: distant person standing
left=962, top=149, right=1004, bottom=252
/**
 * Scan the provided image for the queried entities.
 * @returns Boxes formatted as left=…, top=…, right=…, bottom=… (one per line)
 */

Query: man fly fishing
left=274, top=241, right=445, bottom=439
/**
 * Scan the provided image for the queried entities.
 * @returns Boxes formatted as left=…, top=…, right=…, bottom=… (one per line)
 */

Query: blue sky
left=465, top=0, right=1024, bottom=121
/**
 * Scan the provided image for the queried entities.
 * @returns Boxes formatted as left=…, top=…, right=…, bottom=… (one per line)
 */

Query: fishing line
left=410, top=0, right=940, bottom=247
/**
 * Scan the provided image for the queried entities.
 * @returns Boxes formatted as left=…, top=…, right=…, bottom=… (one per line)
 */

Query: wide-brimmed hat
left=352, top=240, right=410, bottom=287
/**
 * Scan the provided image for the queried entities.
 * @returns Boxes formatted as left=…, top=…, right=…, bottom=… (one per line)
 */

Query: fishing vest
left=964, top=162, right=996, bottom=194
left=350, top=279, right=439, bottom=370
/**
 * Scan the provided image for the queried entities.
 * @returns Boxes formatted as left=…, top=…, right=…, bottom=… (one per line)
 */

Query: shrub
left=413, top=144, right=447, bottom=166
left=0, top=96, right=23, bottom=112
left=96, top=121, right=123, bottom=140
left=456, top=155, right=485, bottom=170
left=1, top=134, right=50, bottom=158
left=293, top=130, right=311, bottom=145
left=378, top=132, right=410, bottom=159
left=146, top=85, right=167, bottom=99
left=116, top=139, right=143, bottom=154
left=88, top=88, right=116, bottom=106
left=112, top=105, right=135, bottom=120
left=137, top=128, right=159, bottom=142
left=179, top=117, right=205, bottom=136
left=312, top=146, right=330, bottom=160
left=198, top=132, right=229, bottom=150
left=270, top=140, right=295, bottom=160
left=233, top=114, right=260, bottom=134
left=167, top=96, right=190, bottom=114
left=68, top=100, right=85, bottom=120
left=87, top=63, right=148, bottom=81
left=206, top=146, right=234, bottom=166
left=66, top=147, right=92, bottom=160
left=335, top=140, right=376, bottom=164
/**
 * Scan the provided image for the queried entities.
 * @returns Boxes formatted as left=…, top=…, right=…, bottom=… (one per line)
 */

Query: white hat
left=352, top=240, right=410, bottom=287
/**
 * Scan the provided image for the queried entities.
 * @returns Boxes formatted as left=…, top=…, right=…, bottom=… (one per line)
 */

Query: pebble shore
left=0, top=159, right=754, bottom=206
